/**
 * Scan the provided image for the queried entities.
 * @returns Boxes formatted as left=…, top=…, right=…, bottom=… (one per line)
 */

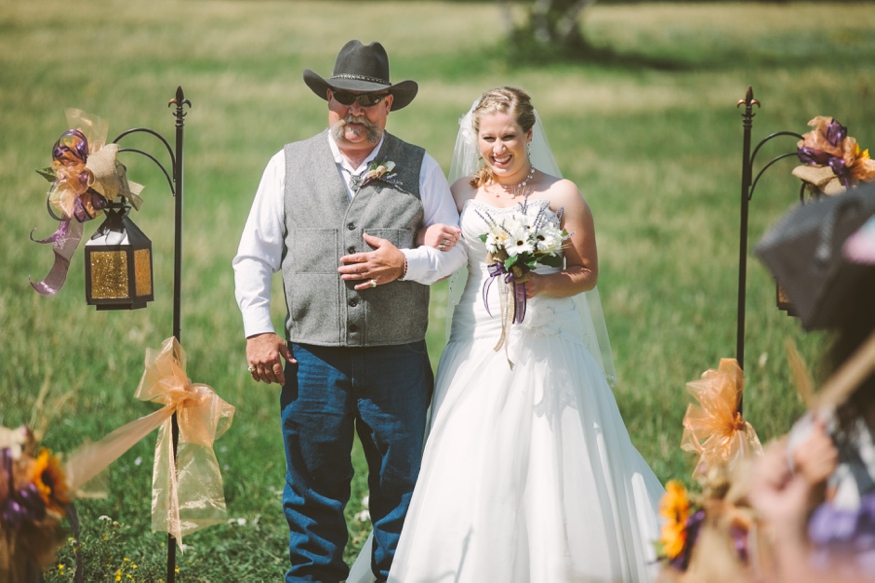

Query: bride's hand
left=417, top=223, right=461, bottom=251
left=524, top=273, right=547, bottom=298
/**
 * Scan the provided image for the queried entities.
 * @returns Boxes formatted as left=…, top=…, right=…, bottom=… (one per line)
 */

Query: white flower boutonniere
left=352, top=160, right=400, bottom=192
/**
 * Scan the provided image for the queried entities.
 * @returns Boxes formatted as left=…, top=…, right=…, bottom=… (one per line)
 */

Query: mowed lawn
left=1, top=1, right=873, bottom=580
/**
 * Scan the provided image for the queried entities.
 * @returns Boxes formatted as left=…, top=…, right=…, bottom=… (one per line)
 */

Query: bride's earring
left=526, top=141, right=532, bottom=159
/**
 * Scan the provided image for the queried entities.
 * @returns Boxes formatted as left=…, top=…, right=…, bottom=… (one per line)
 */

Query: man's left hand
left=338, top=233, right=406, bottom=291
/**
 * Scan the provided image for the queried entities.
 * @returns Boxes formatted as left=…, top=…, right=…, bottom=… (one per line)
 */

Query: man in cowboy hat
left=233, top=40, right=465, bottom=582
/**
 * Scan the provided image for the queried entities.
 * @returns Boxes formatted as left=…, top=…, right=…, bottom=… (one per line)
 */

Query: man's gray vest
left=281, top=130, right=430, bottom=347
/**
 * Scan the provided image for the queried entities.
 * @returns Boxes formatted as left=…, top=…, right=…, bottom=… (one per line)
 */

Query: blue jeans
left=281, top=341, right=432, bottom=582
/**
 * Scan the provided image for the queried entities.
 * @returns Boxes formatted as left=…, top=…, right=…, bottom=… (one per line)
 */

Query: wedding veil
left=446, top=100, right=617, bottom=385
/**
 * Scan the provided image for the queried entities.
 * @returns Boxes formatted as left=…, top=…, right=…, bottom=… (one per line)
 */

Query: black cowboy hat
left=303, top=40, right=418, bottom=111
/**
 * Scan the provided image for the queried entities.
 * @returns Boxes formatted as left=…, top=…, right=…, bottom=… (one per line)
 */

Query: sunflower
left=31, top=448, right=71, bottom=515
left=658, top=480, right=692, bottom=559
left=660, top=520, right=688, bottom=560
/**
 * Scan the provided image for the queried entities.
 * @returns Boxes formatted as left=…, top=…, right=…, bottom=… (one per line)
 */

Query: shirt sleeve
left=401, top=152, right=467, bottom=285
left=232, top=150, right=285, bottom=338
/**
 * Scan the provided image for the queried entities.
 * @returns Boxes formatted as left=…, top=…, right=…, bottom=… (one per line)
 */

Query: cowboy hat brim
left=303, top=70, right=418, bottom=111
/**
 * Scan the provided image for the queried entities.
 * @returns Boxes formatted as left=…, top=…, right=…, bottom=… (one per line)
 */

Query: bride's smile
left=477, top=110, right=533, bottom=185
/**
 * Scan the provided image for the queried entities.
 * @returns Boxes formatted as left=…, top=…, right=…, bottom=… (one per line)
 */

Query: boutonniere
left=352, top=160, right=400, bottom=192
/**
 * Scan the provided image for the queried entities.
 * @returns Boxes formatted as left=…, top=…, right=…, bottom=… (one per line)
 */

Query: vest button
left=347, top=223, right=356, bottom=230
left=348, top=299, right=358, bottom=307
left=347, top=246, right=356, bottom=254
left=349, top=324, right=357, bottom=332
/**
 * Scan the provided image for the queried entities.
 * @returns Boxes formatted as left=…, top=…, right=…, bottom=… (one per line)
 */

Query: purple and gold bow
left=30, top=110, right=144, bottom=296
left=797, top=118, right=853, bottom=189
left=794, top=116, right=875, bottom=196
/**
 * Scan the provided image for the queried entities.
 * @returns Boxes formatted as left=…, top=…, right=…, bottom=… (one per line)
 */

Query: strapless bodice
left=451, top=199, right=582, bottom=344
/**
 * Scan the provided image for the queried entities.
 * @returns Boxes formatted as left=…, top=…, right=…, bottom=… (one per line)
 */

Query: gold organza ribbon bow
left=681, top=358, right=762, bottom=474
left=64, top=337, right=234, bottom=548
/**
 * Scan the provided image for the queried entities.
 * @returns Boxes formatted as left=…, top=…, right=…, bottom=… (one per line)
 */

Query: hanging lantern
left=84, top=205, right=153, bottom=310
left=776, top=281, right=795, bottom=315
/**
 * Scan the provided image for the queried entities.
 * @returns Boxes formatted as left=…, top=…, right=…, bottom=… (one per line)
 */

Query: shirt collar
left=327, top=131, right=386, bottom=175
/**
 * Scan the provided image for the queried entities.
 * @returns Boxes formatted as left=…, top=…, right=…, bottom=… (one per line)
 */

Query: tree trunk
left=529, top=0, right=595, bottom=48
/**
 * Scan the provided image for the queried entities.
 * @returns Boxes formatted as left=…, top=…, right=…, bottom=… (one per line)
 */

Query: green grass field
left=2, top=1, right=874, bottom=580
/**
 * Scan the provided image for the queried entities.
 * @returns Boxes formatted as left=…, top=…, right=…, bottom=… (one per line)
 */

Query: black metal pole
left=167, top=85, right=190, bottom=583
left=112, top=87, right=191, bottom=583
left=736, top=87, right=759, bottom=376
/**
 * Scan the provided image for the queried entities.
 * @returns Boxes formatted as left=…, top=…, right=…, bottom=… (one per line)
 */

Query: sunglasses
left=331, top=90, right=390, bottom=107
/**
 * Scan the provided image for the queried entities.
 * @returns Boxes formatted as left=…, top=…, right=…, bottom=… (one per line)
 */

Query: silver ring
left=247, top=365, right=256, bottom=373
left=442, top=238, right=450, bottom=245
left=437, top=244, right=445, bottom=250
left=369, top=279, right=377, bottom=288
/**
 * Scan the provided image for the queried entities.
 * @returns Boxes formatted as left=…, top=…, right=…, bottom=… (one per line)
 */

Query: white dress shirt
left=233, top=132, right=466, bottom=339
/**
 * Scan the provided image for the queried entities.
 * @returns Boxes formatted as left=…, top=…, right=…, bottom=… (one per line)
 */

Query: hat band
left=330, top=74, right=390, bottom=86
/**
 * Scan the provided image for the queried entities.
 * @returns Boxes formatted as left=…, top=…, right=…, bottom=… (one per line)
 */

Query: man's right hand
left=246, top=333, right=295, bottom=385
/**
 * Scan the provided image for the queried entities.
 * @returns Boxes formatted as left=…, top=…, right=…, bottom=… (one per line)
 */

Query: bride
left=351, top=86, right=663, bottom=582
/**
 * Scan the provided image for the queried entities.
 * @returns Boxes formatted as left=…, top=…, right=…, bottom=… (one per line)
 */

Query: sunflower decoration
left=656, top=361, right=770, bottom=582
left=31, top=449, right=71, bottom=516
left=793, top=116, right=875, bottom=196
left=655, top=465, right=764, bottom=583
left=657, top=480, right=704, bottom=571
left=1, top=427, right=71, bottom=580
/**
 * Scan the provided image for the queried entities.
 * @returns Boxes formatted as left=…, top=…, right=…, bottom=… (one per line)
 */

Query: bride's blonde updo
left=470, top=86, right=536, bottom=188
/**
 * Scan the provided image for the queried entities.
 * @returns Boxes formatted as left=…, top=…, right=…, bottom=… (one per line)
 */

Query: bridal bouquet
left=476, top=201, right=569, bottom=361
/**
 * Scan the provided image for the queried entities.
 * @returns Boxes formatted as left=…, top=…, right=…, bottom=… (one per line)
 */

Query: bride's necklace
left=491, top=166, right=535, bottom=199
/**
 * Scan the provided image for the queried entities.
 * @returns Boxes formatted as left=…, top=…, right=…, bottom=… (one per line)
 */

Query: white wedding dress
left=350, top=198, right=664, bottom=583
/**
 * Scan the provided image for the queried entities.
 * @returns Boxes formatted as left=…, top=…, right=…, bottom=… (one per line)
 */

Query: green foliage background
left=1, top=1, right=873, bottom=580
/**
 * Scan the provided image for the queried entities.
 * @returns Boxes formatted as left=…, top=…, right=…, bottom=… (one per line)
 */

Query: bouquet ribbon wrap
left=681, top=359, right=762, bottom=474
left=483, top=259, right=529, bottom=368
left=63, top=337, right=234, bottom=547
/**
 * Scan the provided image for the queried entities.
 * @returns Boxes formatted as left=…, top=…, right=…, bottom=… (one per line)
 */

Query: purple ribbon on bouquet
left=483, top=262, right=528, bottom=324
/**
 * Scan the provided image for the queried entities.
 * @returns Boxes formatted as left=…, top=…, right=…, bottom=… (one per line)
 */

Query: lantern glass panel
left=134, top=249, right=152, bottom=296
left=90, top=250, right=131, bottom=299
